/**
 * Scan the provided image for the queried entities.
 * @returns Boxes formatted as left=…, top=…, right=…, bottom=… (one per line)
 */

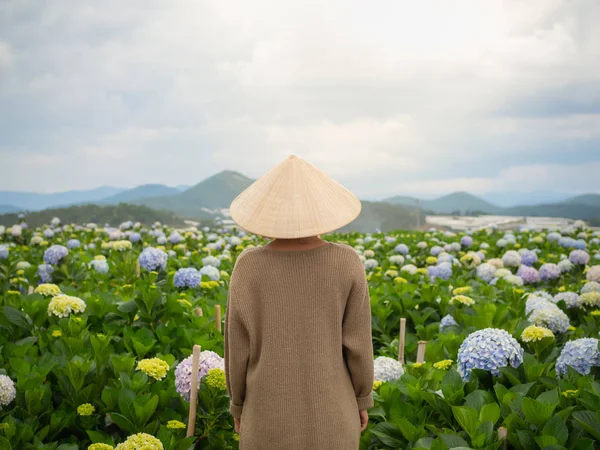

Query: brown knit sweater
left=224, top=241, right=375, bottom=449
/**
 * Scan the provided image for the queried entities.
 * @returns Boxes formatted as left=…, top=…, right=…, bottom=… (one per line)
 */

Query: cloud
left=0, top=0, right=599, bottom=196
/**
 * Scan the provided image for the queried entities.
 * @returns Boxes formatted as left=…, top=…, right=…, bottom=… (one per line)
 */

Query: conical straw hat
left=230, top=154, right=361, bottom=239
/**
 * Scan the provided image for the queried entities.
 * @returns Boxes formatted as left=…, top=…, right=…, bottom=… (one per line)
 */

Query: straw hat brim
left=230, top=155, right=361, bottom=239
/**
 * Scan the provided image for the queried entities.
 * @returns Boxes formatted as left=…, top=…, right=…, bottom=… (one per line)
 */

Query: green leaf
left=479, top=403, right=500, bottom=425
left=572, top=438, right=595, bottom=450
left=521, top=397, right=555, bottom=428
left=396, top=417, right=426, bottom=442
left=542, top=415, right=568, bottom=446
left=86, top=430, right=115, bottom=445
left=370, top=422, right=405, bottom=447
left=534, top=435, right=558, bottom=448
left=0, top=437, right=11, bottom=450
left=414, top=437, right=435, bottom=450
left=3, top=306, right=31, bottom=329
left=452, top=406, right=479, bottom=438
left=442, top=370, right=464, bottom=404
left=438, top=434, right=470, bottom=448
left=572, top=411, right=600, bottom=440
left=537, top=388, right=559, bottom=407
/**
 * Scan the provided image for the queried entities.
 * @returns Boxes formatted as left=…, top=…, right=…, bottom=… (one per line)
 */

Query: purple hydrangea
left=460, top=236, right=473, bottom=248
left=37, top=264, right=54, bottom=283
left=430, top=246, right=443, bottom=256
left=517, top=265, right=540, bottom=284
left=520, top=251, right=538, bottom=266
left=174, top=268, right=201, bottom=288
left=556, top=338, right=600, bottom=376
left=43, top=245, right=69, bottom=265
left=66, top=239, right=81, bottom=249
left=440, top=314, right=458, bottom=331
left=395, top=244, right=409, bottom=255
left=138, top=247, right=168, bottom=271
left=457, top=328, right=523, bottom=381
left=427, top=262, right=452, bottom=281
left=129, top=232, right=141, bottom=243
left=569, top=250, right=590, bottom=265
left=169, top=231, right=183, bottom=244
left=175, top=350, right=225, bottom=401
left=539, top=263, right=561, bottom=281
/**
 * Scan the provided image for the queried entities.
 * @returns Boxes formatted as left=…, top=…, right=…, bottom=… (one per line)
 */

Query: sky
left=1, top=0, right=599, bottom=199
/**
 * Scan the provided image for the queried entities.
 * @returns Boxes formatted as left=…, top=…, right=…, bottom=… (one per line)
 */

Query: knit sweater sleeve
left=342, top=253, right=375, bottom=410
left=224, top=251, right=252, bottom=419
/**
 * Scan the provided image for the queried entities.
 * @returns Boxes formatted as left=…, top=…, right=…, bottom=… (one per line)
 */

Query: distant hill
left=336, top=200, right=425, bottom=233
left=0, top=186, right=126, bottom=211
left=138, top=170, right=255, bottom=218
left=100, top=184, right=181, bottom=204
left=0, top=204, right=22, bottom=214
left=0, top=203, right=186, bottom=228
left=562, top=194, right=600, bottom=207
left=385, top=191, right=501, bottom=214
left=482, top=190, right=571, bottom=207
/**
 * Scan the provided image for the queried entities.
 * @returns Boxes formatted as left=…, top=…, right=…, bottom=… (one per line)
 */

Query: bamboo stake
left=398, top=318, right=406, bottom=364
left=186, top=344, right=202, bottom=438
left=416, top=341, right=427, bottom=363
left=196, top=307, right=203, bottom=317
left=498, top=427, right=508, bottom=450
left=215, top=305, right=222, bottom=332
left=135, top=260, right=140, bottom=278
left=28, top=285, right=34, bottom=295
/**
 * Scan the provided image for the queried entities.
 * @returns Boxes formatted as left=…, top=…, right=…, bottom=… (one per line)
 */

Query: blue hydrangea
left=517, top=265, right=539, bottom=284
left=476, top=251, right=486, bottom=262
left=43, top=229, right=55, bottom=238
left=89, top=259, right=109, bottom=274
left=200, top=265, right=220, bottom=281
left=0, top=245, right=8, bottom=260
left=174, top=268, right=201, bottom=288
left=37, top=264, right=54, bottom=283
left=520, top=251, right=538, bottom=266
left=539, top=263, right=561, bottom=281
left=556, top=338, right=600, bottom=376
left=460, top=236, right=473, bottom=248
left=169, top=231, right=183, bottom=244
left=546, top=232, right=561, bottom=242
left=476, top=263, right=496, bottom=283
left=526, top=295, right=570, bottom=333
left=457, top=328, right=523, bottom=381
left=43, top=245, right=69, bottom=265
left=569, top=250, right=590, bottom=265
left=66, top=239, right=81, bottom=249
left=552, top=292, right=580, bottom=309
left=395, top=244, right=409, bottom=255
left=440, top=314, right=458, bottom=331
left=430, top=246, right=443, bottom=256
left=129, top=232, right=141, bottom=243
left=428, top=262, right=452, bottom=281
left=138, top=247, right=168, bottom=271
left=573, top=239, right=587, bottom=250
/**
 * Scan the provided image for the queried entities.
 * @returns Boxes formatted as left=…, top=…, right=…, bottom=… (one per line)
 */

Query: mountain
left=0, top=186, right=126, bottom=211
left=138, top=170, right=255, bottom=218
left=0, top=205, right=22, bottom=214
left=561, top=194, right=600, bottom=207
left=482, top=190, right=572, bottom=207
left=385, top=191, right=500, bottom=214
left=100, top=184, right=181, bottom=204
left=0, top=203, right=186, bottom=228
left=336, top=200, right=425, bottom=233
left=175, top=185, right=191, bottom=191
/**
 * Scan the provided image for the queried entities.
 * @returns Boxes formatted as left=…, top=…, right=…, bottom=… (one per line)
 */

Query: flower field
left=1, top=218, right=600, bottom=450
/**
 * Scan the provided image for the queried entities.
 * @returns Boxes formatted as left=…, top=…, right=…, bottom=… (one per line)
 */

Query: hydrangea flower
left=517, top=265, right=540, bottom=284
left=66, top=239, right=81, bottom=249
left=552, top=292, right=580, bottom=309
left=169, top=232, right=183, bottom=244
left=502, top=251, right=521, bottom=268
left=129, top=232, right=141, bottom=243
left=581, top=281, right=600, bottom=294
left=457, top=328, right=523, bottom=381
left=521, top=325, right=554, bottom=342
left=175, top=350, right=224, bottom=401
left=0, top=245, right=8, bottom=260
left=580, top=292, right=600, bottom=307
left=389, top=255, right=405, bottom=266
left=43, top=245, right=69, bottom=265
left=460, top=252, right=481, bottom=268
left=89, top=258, right=109, bottom=274
left=374, top=356, right=404, bottom=382
left=428, top=262, right=452, bottom=281
left=496, top=238, right=508, bottom=248
left=174, top=268, right=201, bottom=288
left=48, top=294, right=86, bottom=318
left=440, top=314, right=458, bottom=331
left=395, top=244, right=409, bottom=255
left=363, top=259, right=378, bottom=270
left=569, top=250, right=590, bottom=265
left=587, top=266, right=600, bottom=283
left=167, top=420, right=186, bottom=430
left=34, top=283, right=61, bottom=297
left=198, top=265, right=220, bottom=281
left=363, top=249, right=375, bottom=258
left=539, top=263, right=561, bottom=281
left=202, top=255, right=221, bottom=267
left=37, top=264, right=54, bottom=283
left=115, top=433, right=164, bottom=450
left=450, top=295, right=474, bottom=306
left=205, top=368, right=227, bottom=390
left=460, top=236, right=473, bottom=247
left=558, top=259, right=574, bottom=273
left=525, top=295, right=570, bottom=333
left=0, top=375, right=16, bottom=407
left=476, top=263, right=496, bottom=282
left=520, top=251, right=538, bottom=266
left=504, top=274, right=524, bottom=286
left=431, top=246, right=443, bottom=256
left=556, top=338, right=600, bottom=376
left=77, top=403, right=95, bottom=416
left=136, top=358, right=170, bottom=381
left=546, top=232, right=561, bottom=242
left=138, top=247, right=168, bottom=272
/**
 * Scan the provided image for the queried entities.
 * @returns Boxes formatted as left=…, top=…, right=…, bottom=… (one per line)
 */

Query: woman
left=224, top=154, right=374, bottom=449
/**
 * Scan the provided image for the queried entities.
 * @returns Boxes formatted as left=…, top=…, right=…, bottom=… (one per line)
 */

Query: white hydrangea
left=0, top=375, right=16, bottom=406
left=374, top=356, right=404, bottom=382
left=401, top=264, right=418, bottom=275
left=502, top=251, right=521, bottom=268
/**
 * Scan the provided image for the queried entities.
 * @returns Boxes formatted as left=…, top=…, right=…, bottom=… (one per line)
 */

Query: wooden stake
left=135, top=260, right=140, bottom=278
left=416, top=341, right=427, bottom=363
left=186, top=344, right=202, bottom=438
left=196, top=307, right=203, bottom=317
left=398, top=318, right=406, bottom=364
left=498, top=427, right=508, bottom=450
left=215, top=304, right=222, bottom=332
left=28, top=285, right=34, bottom=295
